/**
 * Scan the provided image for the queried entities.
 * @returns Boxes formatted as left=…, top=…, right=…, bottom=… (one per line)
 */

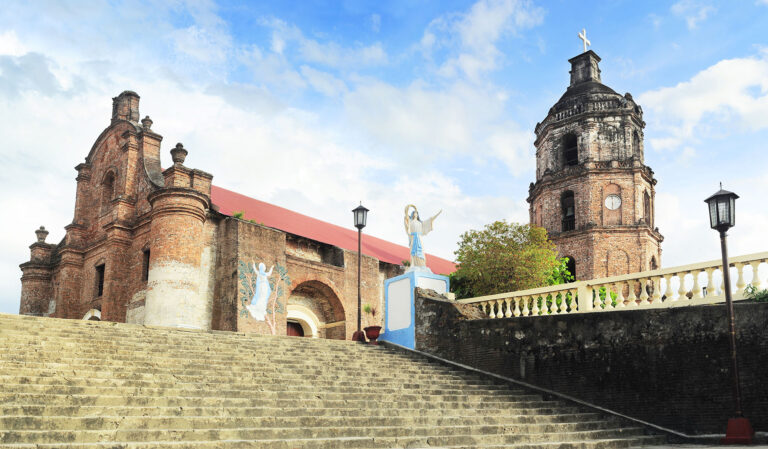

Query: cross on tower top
left=578, top=28, right=591, bottom=53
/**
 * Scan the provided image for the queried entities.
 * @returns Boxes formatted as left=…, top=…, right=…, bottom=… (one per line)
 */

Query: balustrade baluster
left=521, top=296, right=530, bottom=316
left=504, top=298, right=512, bottom=318
left=704, top=268, right=715, bottom=297
left=651, top=277, right=661, bottom=305
left=735, top=263, right=746, bottom=297
left=560, top=290, right=573, bottom=313
left=663, top=274, right=674, bottom=304
left=487, top=301, right=496, bottom=319
left=691, top=270, right=702, bottom=300
left=678, top=273, right=689, bottom=305
left=614, top=282, right=625, bottom=308
left=627, top=280, right=638, bottom=307
left=549, top=294, right=559, bottom=315
left=638, top=278, right=650, bottom=306
left=749, top=262, right=762, bottom=290
left=593, top=285, right=602, bottom=309
left=513, top=298, right=521, bottom=317
left=531, top=295, right=540, bottom=316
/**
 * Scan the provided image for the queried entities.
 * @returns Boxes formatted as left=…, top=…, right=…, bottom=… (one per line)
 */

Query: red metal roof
left=211, top=185, right=456, bottom=275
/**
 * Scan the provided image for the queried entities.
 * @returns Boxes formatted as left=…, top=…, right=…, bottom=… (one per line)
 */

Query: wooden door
left=287, top=321, right=304, bottom=337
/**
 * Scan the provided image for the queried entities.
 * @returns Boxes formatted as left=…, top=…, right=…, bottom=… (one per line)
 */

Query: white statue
left=404, top=204, right=442, bottom=272
left=246, top=262, right=273, bottom=320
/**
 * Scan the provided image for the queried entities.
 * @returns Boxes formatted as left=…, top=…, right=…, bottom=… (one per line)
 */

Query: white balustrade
left=457, top=252, right=768, bottom=319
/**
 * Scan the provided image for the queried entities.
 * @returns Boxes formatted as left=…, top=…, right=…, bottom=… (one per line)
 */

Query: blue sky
left=1, top=0, right=768, bottom=314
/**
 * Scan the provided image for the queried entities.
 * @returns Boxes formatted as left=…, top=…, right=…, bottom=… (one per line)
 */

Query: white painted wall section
left=387, top=277, right=412, bottom=331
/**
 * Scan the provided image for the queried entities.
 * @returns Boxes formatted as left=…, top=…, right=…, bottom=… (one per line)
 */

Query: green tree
left=450, top=221, right=571, bottom=299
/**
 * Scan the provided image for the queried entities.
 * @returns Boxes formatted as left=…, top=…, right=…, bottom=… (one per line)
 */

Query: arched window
left=563, top=134, right=578, bottom=166
left=564, top=256, right=576, bottom=282
left=650, top=256, right=658, bottom=270
left=101, top=171, right=115, bottom=212
left=561, top=191, right=575, bottom=231
left=643, top=191, right=651, bottom=226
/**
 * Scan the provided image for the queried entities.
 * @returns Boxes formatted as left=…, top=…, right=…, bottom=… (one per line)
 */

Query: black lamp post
left=704, top=185, right=753, bottom=444
left=352, top=203, right=369, bottom=343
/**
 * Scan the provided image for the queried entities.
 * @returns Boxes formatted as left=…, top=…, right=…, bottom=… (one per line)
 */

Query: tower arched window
left=563, top=134, right=578, bottom=166
left=561, top=190, right=575, bottom=232
left=564, top=256, right=576, bottom=282
left=101, top=171, right=115, bottom=213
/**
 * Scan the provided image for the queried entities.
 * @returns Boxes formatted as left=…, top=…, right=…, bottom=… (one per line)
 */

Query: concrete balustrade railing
left=456, top=251, right=768, bottom=318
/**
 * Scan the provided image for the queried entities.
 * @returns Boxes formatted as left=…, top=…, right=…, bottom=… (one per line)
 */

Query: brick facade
left=528, top=51, right=663, bottom=280
left=18, top=91, right=408, bottom=338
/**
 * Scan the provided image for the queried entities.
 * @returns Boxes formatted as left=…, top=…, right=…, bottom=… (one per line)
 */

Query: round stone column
left=144, top=188, right=209, bottom=329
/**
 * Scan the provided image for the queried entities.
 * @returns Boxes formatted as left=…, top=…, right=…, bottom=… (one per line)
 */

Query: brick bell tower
left=527, top=49, right=663, bottom=280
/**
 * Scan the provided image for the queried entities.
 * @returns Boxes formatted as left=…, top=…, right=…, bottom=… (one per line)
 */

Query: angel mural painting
left=246, top=262, right=273, bottom=321
left=239, top=260, right=290, bottom=334
left=404, top=204, right=442, bottom=272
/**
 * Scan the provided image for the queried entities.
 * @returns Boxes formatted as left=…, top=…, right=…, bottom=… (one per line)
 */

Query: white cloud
left=300, top=66, right=347, bottom=97
left=671, top=0, right=715, bottom=29
left=344, top=80, right=530, bottom=165
left=170, top=24, right=231, bottom=64
left=0, top=30, right=25, bottom=56
left=263, top=18, right=388, bottom=69
left=639, top=54, right=768, bottom=151
left=421, top=0, right=544, bottom=81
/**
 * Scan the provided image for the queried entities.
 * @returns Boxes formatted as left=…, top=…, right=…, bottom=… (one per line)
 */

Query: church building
left=528, top=49, right=663, bottom=280
left=18, top=91, right=455, bottom=337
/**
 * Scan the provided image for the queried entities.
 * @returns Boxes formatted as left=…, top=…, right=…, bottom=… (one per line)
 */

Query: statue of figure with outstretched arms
left=404, top=204, right=441, bottom=273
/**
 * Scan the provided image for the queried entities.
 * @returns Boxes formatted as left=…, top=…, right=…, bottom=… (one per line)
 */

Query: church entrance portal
left=287, top=280, right=346, bottom=340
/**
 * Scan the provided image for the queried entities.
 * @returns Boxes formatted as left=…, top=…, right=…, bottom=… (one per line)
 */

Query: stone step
left=0, top=425, right=648, bottom=444
left=0, top=405, right=600, bottom=420
left=0, top=374, right=515, bottom=393
left=0, top=336, right=426, bottom=356
left=0, top=360, right=486, bottom=382
left=0, top=392, right=566, bottom=410
left=0, top=435, right=665, bottom=449
left=0, top=370, right=502, bottom=391
left=0, top=354, right=470, bottom=373
left=0, top=415, right=621, bottom=432
left=0, top=383, right=538, bottom=403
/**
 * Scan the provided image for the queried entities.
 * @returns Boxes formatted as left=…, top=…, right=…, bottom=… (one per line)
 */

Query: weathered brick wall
left=210, top=217, right=239, bottom=331
left=229, top=217, right=397, bottom=338
left=414, top=291, right=768, bottom=435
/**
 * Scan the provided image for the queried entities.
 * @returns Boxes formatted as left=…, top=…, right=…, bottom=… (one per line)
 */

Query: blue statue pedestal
left=380, top=269, right=449, bottom=350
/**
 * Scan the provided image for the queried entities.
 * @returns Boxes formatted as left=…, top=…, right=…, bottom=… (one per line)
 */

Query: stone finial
left=35, top=226, right=49, bottom=243
left=141, top=116, right=153, bottom=129
left=171, top=143, right=188, bottom=165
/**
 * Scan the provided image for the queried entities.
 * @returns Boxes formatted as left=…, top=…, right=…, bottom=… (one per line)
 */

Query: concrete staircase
left=0, top=313, right=664, bottom=448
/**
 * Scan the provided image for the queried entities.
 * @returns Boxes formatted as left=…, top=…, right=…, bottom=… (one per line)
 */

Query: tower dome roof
left=556, top=80, right=618, bottom=104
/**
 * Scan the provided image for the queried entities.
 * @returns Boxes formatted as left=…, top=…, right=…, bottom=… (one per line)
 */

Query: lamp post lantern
left=352, top=204, right=369, bottom=343
left=704, top=185, right=753, bottom=444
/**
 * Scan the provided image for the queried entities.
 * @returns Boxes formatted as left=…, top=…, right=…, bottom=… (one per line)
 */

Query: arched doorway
left=287, top=280, right=346, bottom=340
left=286, top=304, right=321, bottom=338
